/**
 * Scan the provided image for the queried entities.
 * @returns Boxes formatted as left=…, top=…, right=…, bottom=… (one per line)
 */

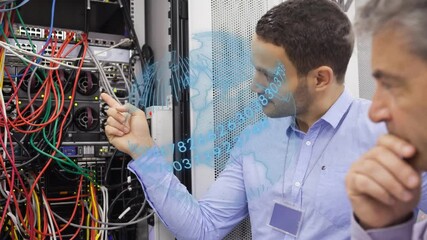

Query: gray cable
left=52, top=209, right=154, bottom=230
left=83, top=198, right=147, bottom=226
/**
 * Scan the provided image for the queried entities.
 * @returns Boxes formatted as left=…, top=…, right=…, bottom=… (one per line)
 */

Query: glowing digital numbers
left=177, top=141, right=187, bottom=153
left=253, top=100, right=263, bottom=112
left=150, top=105, right=270, bottom=173
left=273, top=76, right=282, bottom=87
left=173, top=161, right=183, bottom=171
left=182, top=158, right=192, bottom=169
left=258, top=95, right=268, bottom=106
left=265, top=88, right=274, bottom=100
left=164, top=119, right=269, bottom=173
left=186, top=137, right=194, bottom=150
left=269, top=82, right=279, bottom=94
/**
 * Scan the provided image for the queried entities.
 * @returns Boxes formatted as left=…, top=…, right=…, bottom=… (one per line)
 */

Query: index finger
left=377, top=134, right=416, bottom=159
left=100, top=93, right=121, bottom=108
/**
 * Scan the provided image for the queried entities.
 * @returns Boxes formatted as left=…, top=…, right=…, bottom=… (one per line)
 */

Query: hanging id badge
left=268, top=201, right=303, bottom=237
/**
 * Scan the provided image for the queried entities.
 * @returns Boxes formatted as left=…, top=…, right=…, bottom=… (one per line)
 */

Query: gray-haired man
left=346, top=0, right=427, bottom=239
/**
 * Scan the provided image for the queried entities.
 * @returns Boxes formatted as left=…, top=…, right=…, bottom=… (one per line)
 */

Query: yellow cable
left=0, top=47, right=6, bottom=89
left=86, top=201, right=91, bottom=240
left=5, top=220, right=11, bottom=239
left=13, top=225, right=18, bottom=240
left=90, top=183, right=99, bottom=238
left=33, top=192, right=42, bottom=240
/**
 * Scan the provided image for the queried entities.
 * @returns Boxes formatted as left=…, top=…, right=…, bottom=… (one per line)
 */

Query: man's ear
left=310, top=66, right=334, bottom=91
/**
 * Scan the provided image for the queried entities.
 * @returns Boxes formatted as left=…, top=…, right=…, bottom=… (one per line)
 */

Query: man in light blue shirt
left=99, top=0, right=424, bottom=239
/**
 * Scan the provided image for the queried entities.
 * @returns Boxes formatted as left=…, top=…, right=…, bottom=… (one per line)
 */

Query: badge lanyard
left=282, top=102, right=353, bottom=199
left=269, top=102, right=353, bottom=237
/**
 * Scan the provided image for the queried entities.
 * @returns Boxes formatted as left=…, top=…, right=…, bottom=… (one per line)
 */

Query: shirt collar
left=320, top=89, right=353, bottom=129
left=286, top=88, right=353, bottom=136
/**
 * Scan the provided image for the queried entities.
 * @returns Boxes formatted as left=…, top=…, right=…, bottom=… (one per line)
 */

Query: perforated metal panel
left=211, top=0, right=269, bottom=239
left=208, top=1, right=374, bottom=239
left=355, top=0, right=375, bottom=100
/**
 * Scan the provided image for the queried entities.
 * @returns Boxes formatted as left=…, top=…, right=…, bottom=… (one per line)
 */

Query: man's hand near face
left=100, top=93, right=155, bottom=159
left=345, top=134, right=421, bottom=229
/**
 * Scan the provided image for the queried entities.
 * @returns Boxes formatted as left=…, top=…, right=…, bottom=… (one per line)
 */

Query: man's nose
left=369, top=88, right=391, bottom=123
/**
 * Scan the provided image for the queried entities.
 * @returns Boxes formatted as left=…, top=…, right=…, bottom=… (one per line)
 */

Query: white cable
left=102, top=186, right=109, bottom=240
left=90, top=38, right=132, bottom=57
left=0, top=91, right=7, bottom=160
left=6, top=212, right=22, bottom=235
left=0, top=42, right=61, bottom=70
left=50, top=38, right=132, bottom=61
left=115, top=63, right=131, bottom=100
left=0, top=41, right=98, bottom=70
left=48, top=224, right=53, bottom=240
left=117, top=207, right=131, bottom=220
left=99, top=186, right=108, bottom=240
left=0, top=49, right=9, bottom=160
left=86, top=47, right=120, bottom=102
left=96, top=205, right=105, bottom=240
left=42, top=194, right=57, bottom=240
left=3, top=38, right=131, bottom=69
left=0, top=180, right=7, bottom=199
left=53, top=210, right=154, bottom=230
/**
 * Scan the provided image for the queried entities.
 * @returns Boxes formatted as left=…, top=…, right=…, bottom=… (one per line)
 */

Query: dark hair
left=256, top=0, right=354, bottom=83
left=357, top=0, right=427, bottom=62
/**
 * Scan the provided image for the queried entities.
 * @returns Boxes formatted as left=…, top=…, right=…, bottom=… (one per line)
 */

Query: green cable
left=30, top=132, right=93, bottom=181
left=27, top=91, right=93, bottom=181
left=6, top=11, right=46, bottom=82
left=50, top=83, right=93, bottom=176
left=41, top=84, right=95, bottom=182
left=5, top=8, right=97, bottom=183
left=15, top=8, right=36, bottom=53
left=0, top=22, right=9, bottom=44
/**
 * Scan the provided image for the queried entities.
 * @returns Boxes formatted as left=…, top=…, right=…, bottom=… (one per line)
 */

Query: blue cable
left=0, top=0, right=30, bottom=12
left=36, top=0, right=56, bottom=64
left=44, top=0, right=57, bottom=47
left=10, top=74, right=26, bottom=78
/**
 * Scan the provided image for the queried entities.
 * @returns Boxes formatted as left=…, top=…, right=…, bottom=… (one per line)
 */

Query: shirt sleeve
left=417, top=173, right=427, bottom=213
left=127, top=146, right=248, bottom=240
left=351, top=214, right=416, bottom=240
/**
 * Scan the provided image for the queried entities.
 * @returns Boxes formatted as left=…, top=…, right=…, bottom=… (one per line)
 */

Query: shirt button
left=305, top=141, right=312, bottom=146
left=294, top=181, right=301, bottom=187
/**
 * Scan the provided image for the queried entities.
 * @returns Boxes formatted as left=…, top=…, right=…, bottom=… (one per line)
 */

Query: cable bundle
left=0, top=1, right=152, bottom=239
